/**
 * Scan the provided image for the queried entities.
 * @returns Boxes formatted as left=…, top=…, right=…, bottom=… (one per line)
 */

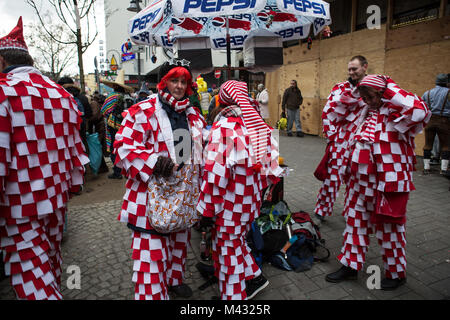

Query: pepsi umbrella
left=128, top=0, right=331, bottom=68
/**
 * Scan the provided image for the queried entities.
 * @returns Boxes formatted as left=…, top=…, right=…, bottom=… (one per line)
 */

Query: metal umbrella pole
left=226, top=16, right=231, bottom=80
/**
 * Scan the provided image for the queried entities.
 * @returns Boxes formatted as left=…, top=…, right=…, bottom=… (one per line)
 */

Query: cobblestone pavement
left=1, top=134, right=449, bottom=300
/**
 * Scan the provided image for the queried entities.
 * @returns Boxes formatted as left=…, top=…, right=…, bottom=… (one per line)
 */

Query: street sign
left=122, top=53, right=136, bottom=62
left=214, top=69, right=221, bottom=79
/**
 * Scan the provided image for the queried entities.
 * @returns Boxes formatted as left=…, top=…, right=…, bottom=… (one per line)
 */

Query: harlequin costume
left=314, top=79, right=358, bottom=218
left=197, top=80, right=283, bottom=300
left=113, top=61, right=205, bottom=300
left=0, top=17, right=89, bottom=299
left=325, top=75, right=430, bottom=284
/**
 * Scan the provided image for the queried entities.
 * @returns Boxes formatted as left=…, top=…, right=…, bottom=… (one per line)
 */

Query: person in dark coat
left=282, top=79, right=304, bottom=137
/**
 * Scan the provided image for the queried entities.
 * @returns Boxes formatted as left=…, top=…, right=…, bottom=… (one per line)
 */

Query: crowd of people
left=1, top=17, right=447, bottom=301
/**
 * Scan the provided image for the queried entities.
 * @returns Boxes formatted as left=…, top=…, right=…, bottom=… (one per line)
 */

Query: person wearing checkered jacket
left=197, top=80, right=283, bottom=300
left=0, top=17, right=89, bottom=299
left=324, top=74, right=431, bottom=290
left=113, top=60, right=206, bottom=300
left=315, top=55, right=369, bottom=221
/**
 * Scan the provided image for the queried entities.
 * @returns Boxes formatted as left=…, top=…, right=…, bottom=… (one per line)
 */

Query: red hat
left=0, top=17, right=28, bottom=52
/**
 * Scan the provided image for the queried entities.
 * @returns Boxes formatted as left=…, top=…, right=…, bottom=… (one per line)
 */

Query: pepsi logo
left=257, top=12, right=269, bottom=22
left=171, top=17, right=185, bottom=25
left=212, top=17, right=225, bottom=27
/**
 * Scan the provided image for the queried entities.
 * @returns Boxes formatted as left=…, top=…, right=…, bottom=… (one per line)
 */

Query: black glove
left=200, top=216, right=214, bottom=229
left=153, top=156, right=175, bottom=178
left=281, top=111, right=286, bottom=118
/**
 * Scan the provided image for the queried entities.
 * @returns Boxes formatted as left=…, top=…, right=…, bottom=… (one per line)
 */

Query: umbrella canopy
left=128, top=0, right=331, bottom=50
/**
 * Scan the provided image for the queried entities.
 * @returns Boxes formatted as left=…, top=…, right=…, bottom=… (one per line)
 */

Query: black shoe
left=325, top=266, right=358, bottom=283
left=169, top=284, right=193, bottom=298
left=296, top=131, right=304, bottom=137
left=108, top=173, right=122, bottom=179
left=441, top=170, right=450, bottom=178
left=245, top=275, right=269, bottom=300
left=381, top=278, right=406, bottom=291
left=287, top=132, right=293, bottom=137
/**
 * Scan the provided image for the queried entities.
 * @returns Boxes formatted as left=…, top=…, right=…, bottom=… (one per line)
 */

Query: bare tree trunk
left=74, top=0, right=85, bottom=93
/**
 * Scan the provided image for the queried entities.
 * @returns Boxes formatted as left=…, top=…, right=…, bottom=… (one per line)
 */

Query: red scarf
left=158, top=88, right=190, bottom=113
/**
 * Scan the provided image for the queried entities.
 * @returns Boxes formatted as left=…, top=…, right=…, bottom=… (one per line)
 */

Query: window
left=356, top=0, right=387, bottom=31
left=392, top=0, right=440, bottom=28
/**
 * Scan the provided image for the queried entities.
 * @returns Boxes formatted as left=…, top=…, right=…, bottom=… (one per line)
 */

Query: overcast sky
left=1, top=0, right=104, bottom=75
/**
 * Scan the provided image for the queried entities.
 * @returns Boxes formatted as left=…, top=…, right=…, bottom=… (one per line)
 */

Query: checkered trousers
left=337, top=141, right=406, bottom=279
left=0, top=208, right=65, bottom=299
left=197, top=117, right=280, bottom=300
left=131, top=229, right=189, bottom=300
left=211, top=226, right=261, bottom=300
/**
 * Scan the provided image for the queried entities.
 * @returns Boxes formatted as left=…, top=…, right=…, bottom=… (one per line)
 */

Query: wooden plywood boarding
left=300, top=98, right=321, bottom=135
left=284, top=60, right=320, bottom=98
left=350, top=25, right=386, bottom=53
left=386, top=16, right=450, bottom=50
left=319, top=56, right=349, bottom=99
left=319, top=32, right=354, bottom=60
left=265, top=69, right=282, bottom=127
left=283, top=41, right=320, bottom=65
left=385, top=41, right=450, bottom=96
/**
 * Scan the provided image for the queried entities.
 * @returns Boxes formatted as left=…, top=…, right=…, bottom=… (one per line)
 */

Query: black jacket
left=282, top=86, right=303, bottom=110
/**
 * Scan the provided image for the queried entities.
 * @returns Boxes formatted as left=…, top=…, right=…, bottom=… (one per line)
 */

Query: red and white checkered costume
left=197, top=95, right=282, bottom=299
left=315, top=80, right=358, bottom=218
left=329, top=75, right=431, bottom=279
left=113, top=94, right=205, bottom=300
left=0, top=66, right=88, bottom=299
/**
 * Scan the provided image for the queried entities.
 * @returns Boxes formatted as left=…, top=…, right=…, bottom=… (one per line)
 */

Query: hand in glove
left=200, top=216, right=214, bottom=229
left=280, top=111, right=286, bottom=119
left=153, top=156, right=175, bottom=178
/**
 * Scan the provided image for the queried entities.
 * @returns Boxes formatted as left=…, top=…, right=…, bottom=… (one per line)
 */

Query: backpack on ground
left=290, top=211, right=330, bottom=263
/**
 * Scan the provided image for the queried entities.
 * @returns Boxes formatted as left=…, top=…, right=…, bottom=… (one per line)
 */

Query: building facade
left=265, top=0, right=449, bottom=156
left=102, top=0, right=241, bottom=92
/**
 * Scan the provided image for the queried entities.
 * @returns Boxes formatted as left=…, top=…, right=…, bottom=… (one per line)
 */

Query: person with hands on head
left=197, top=80, right=284, bottom=300
left=324, top=74, right=431, bottom=290
left=113, top=59, right=205, bottom=300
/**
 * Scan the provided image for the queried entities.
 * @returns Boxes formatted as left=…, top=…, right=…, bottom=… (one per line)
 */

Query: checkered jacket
left=0, top=66, right=89, bottom=220
left=321, top=80, right=359, bottom=172
left=197, top=111, right=282, bottom=232
left=113, top=94, right=206, bottom=230
left=325, top=78, right=431, bottom=192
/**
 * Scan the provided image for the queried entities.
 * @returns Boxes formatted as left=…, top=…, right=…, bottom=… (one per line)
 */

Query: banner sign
left=276, top=0, right=330, bottom=19
left=128, top=0, right=166, bottom=37
left=172, top=0, right=266, bottom=17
